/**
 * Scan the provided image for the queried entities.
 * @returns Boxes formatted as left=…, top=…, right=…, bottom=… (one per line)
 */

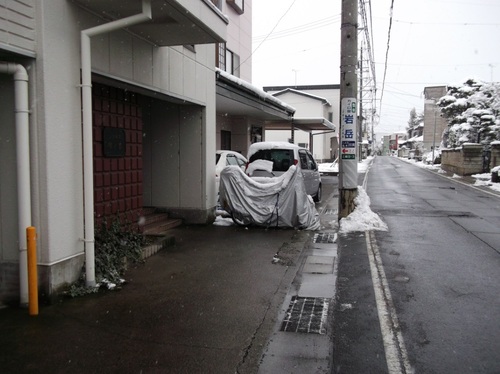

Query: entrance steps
left=140, top=208, right=182, bottom=259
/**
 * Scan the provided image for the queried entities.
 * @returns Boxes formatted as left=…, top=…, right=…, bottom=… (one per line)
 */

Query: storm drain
left=313, top=232, right=336, bottom=244
left=280, top=296, right=330, bottom=334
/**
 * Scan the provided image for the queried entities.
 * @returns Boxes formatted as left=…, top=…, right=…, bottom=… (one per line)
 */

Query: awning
left=265, top=117, right=336, bottom=133
left=72, top=0, right=228, bottom=46
left=216, top=69, right=295, bottom=121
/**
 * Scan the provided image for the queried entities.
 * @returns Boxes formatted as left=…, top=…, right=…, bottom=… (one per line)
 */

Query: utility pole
left=359, top=44, right=363, bottom=160
left=339, top=0, right=358, bottom=218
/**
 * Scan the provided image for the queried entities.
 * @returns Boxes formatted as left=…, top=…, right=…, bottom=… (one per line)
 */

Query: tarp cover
left=219, top=165, right=320, bottom=230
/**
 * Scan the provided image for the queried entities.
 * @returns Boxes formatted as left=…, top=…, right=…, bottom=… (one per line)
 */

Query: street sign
left=340, top=97, right=358, bottom=188
left=342, top=140, right=356, bottom=148
left=342, top=154, right=356, bottom=159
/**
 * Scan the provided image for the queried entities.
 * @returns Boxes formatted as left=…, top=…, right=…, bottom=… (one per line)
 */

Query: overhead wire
left=378, top=0, right=395, bottom=120
left=238, top=0, right=297, bottom=72
left=253, top=15, right=341, bottom=42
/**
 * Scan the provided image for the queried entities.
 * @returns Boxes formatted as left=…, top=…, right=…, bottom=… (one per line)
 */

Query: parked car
left=246, top=142, right=322, bottom=202
left=216, top=150, right=247, bottom=196
left=318, top=159, right=338, bottom=176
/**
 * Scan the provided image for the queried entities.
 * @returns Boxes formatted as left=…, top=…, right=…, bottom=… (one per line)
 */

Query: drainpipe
left=80, top=0, right=152, bottom=286
left=0, top=62, right=31, bottom=305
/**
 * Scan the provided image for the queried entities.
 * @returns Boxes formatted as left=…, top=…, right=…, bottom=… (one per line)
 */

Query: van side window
left=306, top=152, right=317, bottom=170
left=299, top=150, right=309, bottom=170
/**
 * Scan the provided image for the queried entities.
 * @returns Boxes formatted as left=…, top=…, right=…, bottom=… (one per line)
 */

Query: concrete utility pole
left=339, top=0, right=359, bottom=219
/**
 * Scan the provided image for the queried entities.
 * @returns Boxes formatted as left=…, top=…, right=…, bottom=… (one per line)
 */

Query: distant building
left=423, top=86, right=448, bottom=151
left=263, top=85, right=340, bottom=161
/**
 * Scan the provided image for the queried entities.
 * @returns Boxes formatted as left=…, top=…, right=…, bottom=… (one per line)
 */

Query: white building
left=214, top=0, right=294, bottom=159
left=0, top=0, right=229, bottom=305
left=263, top=85, right=340, bottom=161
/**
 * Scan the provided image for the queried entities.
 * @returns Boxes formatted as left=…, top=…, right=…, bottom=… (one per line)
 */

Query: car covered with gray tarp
left=219, top=165, right=320, bottom=230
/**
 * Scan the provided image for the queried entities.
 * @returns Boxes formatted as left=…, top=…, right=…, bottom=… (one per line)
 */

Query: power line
left=239, top=0, right=297, bottom=72
left=378, top=0, right=395, bottom=119
left=253, top=14, right=341, bottom=42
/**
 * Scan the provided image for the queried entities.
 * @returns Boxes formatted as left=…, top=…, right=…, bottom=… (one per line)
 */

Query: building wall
left=222, top=0, right=252, bottom=82
left=0, top=0, right=36, bottom=54
left=423, top=86, right=448, bottom=151
left=214, top=0, right=253, bottom=158
left=0, top=0, right=220, bottom=303
left=265, top=86, right=340, bottom=160
left=441, top=144, right=484, bottom=175
left=92, top=84, right=144, bottom=225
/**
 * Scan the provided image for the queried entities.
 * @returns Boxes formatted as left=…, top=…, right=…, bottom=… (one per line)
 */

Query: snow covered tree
left=406, top=107, right=424, bottom=138
left=437, top=79, right=500, bottom=148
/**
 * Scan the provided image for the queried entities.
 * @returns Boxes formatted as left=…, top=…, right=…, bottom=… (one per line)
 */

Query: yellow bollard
left=27, top=226, right=38, bottom=316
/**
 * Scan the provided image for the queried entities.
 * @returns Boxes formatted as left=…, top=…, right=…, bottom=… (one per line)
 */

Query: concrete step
left=143, top=218, right=183, bottom=236
left=141, top=207, right=183, bottom=236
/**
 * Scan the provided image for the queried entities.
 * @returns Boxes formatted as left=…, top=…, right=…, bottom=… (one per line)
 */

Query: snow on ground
left=338, top=186, right=388, bottom=234
left=403, top=157, right=500, bottom=193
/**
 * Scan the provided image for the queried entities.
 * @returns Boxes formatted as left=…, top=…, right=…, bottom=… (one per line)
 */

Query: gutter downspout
left=0, top=62, right=31, bottom=305
left=80, top=0, right=152, bottom=287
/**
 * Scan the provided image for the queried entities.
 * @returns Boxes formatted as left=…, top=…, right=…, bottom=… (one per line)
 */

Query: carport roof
left=265, top=117, right=336, bottom=133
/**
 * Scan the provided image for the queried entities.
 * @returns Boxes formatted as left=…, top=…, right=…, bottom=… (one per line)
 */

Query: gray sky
left=251, top=0, right=500, bottom=137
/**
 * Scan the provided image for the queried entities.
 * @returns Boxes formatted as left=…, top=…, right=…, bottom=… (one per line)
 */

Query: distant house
left=262, top=85, right=340, bottom=161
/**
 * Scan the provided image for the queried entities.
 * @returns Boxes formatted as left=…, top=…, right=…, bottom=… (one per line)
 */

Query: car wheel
left=313, top=184, right=322, bottom=203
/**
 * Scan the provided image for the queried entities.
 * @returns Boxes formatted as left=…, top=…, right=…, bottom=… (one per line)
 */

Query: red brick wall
left=92, top=83, right=143, bottom=227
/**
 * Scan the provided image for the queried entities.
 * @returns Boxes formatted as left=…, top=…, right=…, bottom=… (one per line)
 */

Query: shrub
left=66, top=217, right=145, bottom=297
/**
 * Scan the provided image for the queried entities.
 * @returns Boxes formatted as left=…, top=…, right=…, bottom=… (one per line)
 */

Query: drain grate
left=313, top=232, right=336, bottom=244
left=280, top=296, right=330, bottom=334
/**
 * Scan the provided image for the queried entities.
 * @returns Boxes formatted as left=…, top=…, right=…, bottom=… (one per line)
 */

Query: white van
left=246, top=142, right=322, bottom=202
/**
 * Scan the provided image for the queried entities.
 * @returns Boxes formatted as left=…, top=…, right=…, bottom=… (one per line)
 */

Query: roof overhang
left=216, top=71, right=295, bottom=121
left=72, top=0, right=228, bottom=46
left=265, top=117, right=337, bottom=133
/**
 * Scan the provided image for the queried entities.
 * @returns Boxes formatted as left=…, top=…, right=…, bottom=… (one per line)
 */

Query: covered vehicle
left=246, top=142, right=322, bottom=202
left=216, top=150, right=247, bottom=196
left=219, top=164, right=320, bottom=230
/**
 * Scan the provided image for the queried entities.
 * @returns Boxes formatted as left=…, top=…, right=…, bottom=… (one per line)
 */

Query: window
left=217, top=43, right=226, bottom=71
left=298, top=150, right=309, bottom=170
left=210, top=0, right=222, bottom=10
left=226, top=49, right=233, bottom=77
left=306, top=152, right=317, bottom=170
left=227, top=0, right=244, bottom=14
left=216, top=44, right=240, bottom=77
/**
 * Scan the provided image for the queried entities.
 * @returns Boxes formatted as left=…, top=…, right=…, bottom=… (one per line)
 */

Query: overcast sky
left=251, top=0, right=500, bottom=137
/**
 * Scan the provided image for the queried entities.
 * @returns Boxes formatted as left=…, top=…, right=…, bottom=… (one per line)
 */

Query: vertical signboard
left=340, top=97, right=358, bottom=189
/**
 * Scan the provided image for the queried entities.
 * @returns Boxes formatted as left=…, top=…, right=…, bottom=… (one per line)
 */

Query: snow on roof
left=407, top=135, right=424, bottom=143
left=247, top=141, right=302, bottom=159
left=216, top=68, right=296, bottom=113
left=272, top=88, right=331, bottom=106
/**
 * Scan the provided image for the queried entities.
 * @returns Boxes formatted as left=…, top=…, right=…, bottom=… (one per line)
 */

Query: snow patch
left=339, top=187, right=388, bottom=234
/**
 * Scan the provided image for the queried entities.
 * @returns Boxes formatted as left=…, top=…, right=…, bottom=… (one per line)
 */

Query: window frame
left=227, top=0, right=244, bottom=14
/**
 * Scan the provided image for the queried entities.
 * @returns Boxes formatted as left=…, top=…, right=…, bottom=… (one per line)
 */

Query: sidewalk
left=0, top=194, right=339, bottom=374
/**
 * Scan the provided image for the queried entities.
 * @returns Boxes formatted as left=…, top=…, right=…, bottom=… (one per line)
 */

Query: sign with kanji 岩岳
left=340, top=97, right=358, bottom=188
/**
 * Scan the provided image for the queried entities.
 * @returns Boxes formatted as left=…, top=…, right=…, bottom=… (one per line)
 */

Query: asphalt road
left=333, top=156, right=500, bottom=373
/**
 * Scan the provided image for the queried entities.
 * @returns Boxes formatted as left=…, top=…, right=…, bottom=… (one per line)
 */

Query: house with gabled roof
left=262, top=85, right=340, bottom=161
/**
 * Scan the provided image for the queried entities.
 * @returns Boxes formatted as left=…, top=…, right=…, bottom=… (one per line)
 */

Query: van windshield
left=249, top=149, right=294, bottom=172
